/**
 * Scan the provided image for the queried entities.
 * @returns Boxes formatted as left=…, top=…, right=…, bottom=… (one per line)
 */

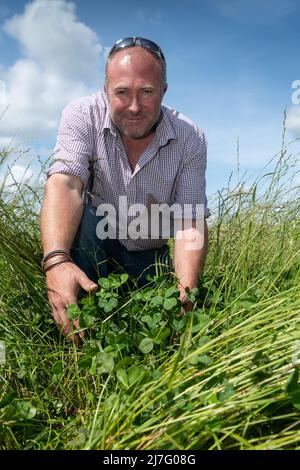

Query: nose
left=128, top=95, right=141, bottom=114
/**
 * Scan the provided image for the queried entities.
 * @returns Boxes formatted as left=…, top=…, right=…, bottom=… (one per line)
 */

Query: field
left=0, top=133, right=300, bottom=450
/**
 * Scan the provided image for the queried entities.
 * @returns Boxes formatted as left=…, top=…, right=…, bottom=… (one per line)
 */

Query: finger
left=73, top=318, right=86, bottom=340
left=57, top=319, right=81, bottom=346
left=49, top=300, right=67, bottom=328
left=54, top=304, right=75, bottom=337
left=66, top=329, right=81, bottom=347
left=46, top=280, right=83, bottom=346
left=64, top=297, right=86, bottom=339
left=60, top=301, right=86, bottom=345
left=76, top=272, right=98, bottom=293
left=57, top=315, right=73, bottom=337
left=52, top=309, right=63, bottom=328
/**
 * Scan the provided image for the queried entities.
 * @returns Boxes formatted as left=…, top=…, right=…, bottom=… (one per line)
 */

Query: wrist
left=42, top=249, right=71, bottom=263
left=42, top=249, right=73, bottom=274
left=44, top=258, right=73, bottom=274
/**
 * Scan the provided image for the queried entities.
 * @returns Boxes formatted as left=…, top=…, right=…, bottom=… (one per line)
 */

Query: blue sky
left=0, top=0, right=299, bottom=198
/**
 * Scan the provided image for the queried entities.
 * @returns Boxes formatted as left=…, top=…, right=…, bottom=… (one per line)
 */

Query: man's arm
left=40, top=173, right=98, bottom=344
left=41, top=173, right=84, bottom=253
left=173, top=219, right=208, bottom=311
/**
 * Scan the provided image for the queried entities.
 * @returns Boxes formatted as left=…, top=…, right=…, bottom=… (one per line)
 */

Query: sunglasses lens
left=109, top=37, right=165, bottom=63
left=114, top=37, right=135, bottom=49
left=136, top=38, right=165, bottom=61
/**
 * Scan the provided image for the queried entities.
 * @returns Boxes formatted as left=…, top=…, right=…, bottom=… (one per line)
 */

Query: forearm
left=40, top=174, right=98, bottom=346
left=174, top=220, right=208, bottom=300
left=40, top=174, right=84, bottom=254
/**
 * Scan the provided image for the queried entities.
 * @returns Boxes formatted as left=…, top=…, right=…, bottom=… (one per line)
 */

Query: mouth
left=125, top=116, right=145, bottom=121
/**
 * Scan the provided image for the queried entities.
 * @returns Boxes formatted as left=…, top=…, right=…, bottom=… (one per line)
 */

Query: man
left=40, top=37, right=209, bottom=345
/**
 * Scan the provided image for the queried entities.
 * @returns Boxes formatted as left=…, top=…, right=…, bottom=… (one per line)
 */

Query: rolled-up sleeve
left=47, top=103, right=92, bottom=188
left=173, top=131, right=210, bottom=219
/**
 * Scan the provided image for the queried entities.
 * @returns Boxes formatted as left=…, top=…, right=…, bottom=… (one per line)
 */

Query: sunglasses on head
left=108, top=37, right=166, bottom=63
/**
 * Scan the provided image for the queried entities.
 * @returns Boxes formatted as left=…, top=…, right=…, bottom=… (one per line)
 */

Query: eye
left=115, top=89, right=128, bottom=96
left=142, top=89, right=153, bottom=95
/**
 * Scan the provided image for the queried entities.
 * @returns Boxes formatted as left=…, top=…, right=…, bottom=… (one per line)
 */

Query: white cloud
left=0, top=142, right=54, bottom=191
left=0, top=79, right=7, bottom=106
left=3, top=0, right=101, bottom=82
left=0, top=0, right=103, bottom=143
left=0, top=164, right=34, bottom=191
left=0, top=135, right=13, bottom=147
left=211, top=0, right=298, bottom=25
left=286, top=106, right=300, bottom=138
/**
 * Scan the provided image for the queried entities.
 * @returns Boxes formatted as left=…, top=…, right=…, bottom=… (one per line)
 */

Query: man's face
left=105, top=47, right=167, bottom=140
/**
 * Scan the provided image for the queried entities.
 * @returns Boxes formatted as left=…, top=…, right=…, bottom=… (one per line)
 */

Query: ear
left=161, top=83, right=168, bottom=99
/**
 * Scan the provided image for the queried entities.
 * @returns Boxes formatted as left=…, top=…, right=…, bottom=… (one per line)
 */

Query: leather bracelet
left=42, top=249, right=71, bottom=265
left=44, top=259, right=72, bottom=274
left=41, top=251, right=72, bottom=271
left=42, top=253, right=71, bottom=270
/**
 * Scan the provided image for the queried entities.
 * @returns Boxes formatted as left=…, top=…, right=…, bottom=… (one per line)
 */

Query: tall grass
left=0, top=133, right=299, bottom=450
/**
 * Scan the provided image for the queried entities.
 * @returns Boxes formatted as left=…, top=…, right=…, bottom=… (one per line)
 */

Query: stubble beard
left=116, top=116, right=157, bottom=140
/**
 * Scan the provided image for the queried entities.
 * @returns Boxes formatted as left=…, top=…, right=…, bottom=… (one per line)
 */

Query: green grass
left=0, top=133, right=300, bottom=450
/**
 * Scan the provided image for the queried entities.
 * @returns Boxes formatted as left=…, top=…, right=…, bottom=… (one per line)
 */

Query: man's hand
left=174, top=219, right=208, bottom=315
left=40, top=175, right=96, bottom=345
left=46, top=262, right=98, bottom=345
left=179, top=291, right=194, bottom=314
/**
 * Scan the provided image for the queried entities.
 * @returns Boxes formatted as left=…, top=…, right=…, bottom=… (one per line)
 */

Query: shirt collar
left=155, top=106, right=177, bottom=146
